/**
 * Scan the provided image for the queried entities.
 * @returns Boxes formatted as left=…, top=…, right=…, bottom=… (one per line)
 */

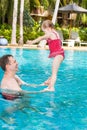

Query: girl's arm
left=26, top=34, right=49, bottom=45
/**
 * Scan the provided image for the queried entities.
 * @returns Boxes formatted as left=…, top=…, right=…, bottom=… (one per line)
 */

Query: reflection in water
left=0, top=93, right=42, bottom=124
left=65, top=50, right=74, bottom=67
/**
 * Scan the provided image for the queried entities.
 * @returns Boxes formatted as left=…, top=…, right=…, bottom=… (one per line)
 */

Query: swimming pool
left=0, top=48, right=87, bottom=130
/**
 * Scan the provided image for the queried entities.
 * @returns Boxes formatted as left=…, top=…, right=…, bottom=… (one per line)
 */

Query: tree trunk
left=52, top=0, right=60, bottom=25
left=11, top=0, right=18, bottom=45
left=18, top=0, right=24, bottom=45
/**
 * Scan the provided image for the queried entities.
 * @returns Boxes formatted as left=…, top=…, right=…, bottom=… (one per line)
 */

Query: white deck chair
left=57, top=30, right=70, bottom=46
left=69, top=31, right=80, bottom=46
left=58, top=30, right=80, bottom=47
left=80, top=42, right=87, bottom=46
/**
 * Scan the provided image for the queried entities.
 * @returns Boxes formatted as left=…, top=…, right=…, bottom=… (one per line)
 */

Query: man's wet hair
left=0, top=54, right=13, bottom=71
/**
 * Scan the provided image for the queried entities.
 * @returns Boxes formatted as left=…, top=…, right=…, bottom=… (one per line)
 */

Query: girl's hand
left=26, top=40, right=32, bottom=45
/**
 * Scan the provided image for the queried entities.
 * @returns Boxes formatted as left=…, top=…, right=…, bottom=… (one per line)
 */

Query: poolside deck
left=0, top=44, right=87, bottom=51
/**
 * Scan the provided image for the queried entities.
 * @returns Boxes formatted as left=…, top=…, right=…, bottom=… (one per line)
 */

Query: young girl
left=26, top=20, right=65, bottom=92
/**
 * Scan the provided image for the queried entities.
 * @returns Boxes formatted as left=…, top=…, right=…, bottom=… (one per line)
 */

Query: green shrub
left=79, top=27, right=87, bottom=41
left=0, top=24, right=12, bottom=42
left=0, top=23, right=87, bottom=44
left=61, top=28, right=69, bottom=40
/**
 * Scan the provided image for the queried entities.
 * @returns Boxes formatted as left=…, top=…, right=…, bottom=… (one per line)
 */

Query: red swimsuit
left=47, top=32, right=64, bottom=58
left=2, top=92, right=19, bottom=100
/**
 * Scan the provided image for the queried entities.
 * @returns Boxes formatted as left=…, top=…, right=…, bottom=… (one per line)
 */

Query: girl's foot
left=44, top=77, right=51, bottom=86
left=41, top=87, right=55, bottom=92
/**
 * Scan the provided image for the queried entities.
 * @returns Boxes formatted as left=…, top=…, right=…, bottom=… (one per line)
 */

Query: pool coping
left=0, top=45, right=87, bottom=51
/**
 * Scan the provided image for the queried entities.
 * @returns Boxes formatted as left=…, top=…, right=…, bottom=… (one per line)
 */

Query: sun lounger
left=80, top=42, right=87, bottom=46
left=57, top=30, right=80, bottom=47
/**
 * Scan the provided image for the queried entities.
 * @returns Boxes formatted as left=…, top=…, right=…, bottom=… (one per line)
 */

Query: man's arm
left=15, top=75, right=34, bottom=86
left=15, top=75, right=27, bottom=86
left=15, top=75, right=45, bottom=87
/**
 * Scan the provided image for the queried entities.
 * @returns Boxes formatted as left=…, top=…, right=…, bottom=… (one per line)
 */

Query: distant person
left=26, top=20, right=65, bottom=92
left=0, top=54, right=31, bottom=100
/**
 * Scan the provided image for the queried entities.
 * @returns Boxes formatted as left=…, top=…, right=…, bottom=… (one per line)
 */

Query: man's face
left=7, top=56, right=18, bottom=72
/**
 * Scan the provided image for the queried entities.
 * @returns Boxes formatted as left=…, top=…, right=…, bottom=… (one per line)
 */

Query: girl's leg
left=46, top=55, right=63, bottom=91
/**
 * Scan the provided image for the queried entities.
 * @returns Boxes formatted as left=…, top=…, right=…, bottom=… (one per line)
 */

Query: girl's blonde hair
left=42, top=20, right=54, bottom=29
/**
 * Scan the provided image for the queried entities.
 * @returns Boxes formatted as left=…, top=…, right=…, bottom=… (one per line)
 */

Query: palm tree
left=0, top=0, right=8, bottom=23
left=18, top=0, right=24, bottom=45
left=11, top=0, right=18, bottom=45
left=52, top=0, right=60, bottom=25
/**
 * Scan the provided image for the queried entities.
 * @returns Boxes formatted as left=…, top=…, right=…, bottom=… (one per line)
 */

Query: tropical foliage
left=0, top=0, right=87, bottom=44
left=0, top=22, right=87, bottom=43
left=0, top=0, right=87, bottom=25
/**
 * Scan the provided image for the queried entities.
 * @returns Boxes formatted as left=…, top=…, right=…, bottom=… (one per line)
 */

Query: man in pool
left=0, top=54, right=31, bottom=100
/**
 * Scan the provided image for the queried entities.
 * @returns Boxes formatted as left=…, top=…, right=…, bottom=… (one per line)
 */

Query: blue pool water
left=0, top=48, right=87, bottom=130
